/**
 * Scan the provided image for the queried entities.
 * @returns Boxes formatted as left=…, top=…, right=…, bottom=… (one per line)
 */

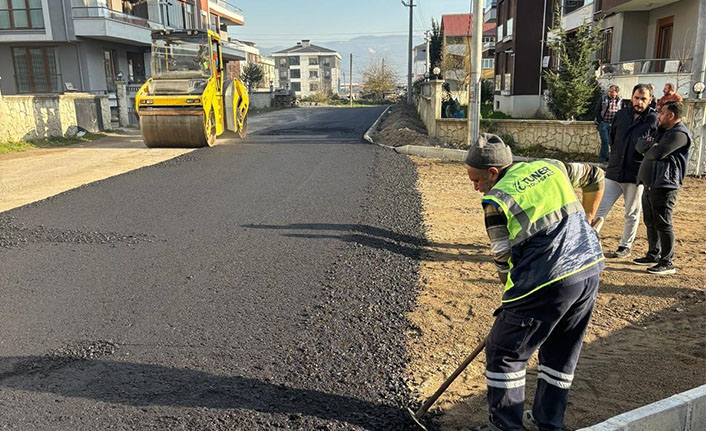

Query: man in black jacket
left=594, top=84, right=658, bottom=258
left=633, top=101, right=692, bottom=274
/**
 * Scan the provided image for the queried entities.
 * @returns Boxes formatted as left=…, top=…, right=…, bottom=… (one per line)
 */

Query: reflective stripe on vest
left=482, top=160, right=590, bottom=300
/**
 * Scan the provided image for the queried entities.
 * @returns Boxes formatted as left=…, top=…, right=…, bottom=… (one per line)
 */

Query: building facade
left=591, top=0, right=706, bottom=99
left=440, top=13, right=496, bottom=92
left=493, top=0, right=553, bottom=117
left=271, top=40, right=341, bottom=97
left=0, top=0, right=245, bottom=98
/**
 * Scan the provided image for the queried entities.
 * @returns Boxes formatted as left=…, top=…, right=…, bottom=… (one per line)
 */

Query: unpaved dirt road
left=406, top=158, right=706, bottom=430
left=0, top=107, right=425, bottom=430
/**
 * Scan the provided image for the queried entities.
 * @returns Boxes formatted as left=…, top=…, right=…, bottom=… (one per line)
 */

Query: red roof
left=441, top=14, right=496, bottom=37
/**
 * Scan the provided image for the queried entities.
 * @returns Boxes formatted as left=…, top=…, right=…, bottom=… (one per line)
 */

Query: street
left=0, top=107, right=424, bottom=430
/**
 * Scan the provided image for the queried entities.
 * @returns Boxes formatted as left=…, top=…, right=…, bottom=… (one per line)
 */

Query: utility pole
left=402, top=0, right=415, bottom=103
left=349, top=53, right=353, bottom=107
left=425, top=30, right=431, bottom=76
left=467, top=0, right=483, bottom=146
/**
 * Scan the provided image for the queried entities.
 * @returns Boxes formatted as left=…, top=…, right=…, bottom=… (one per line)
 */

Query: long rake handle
left=414, top=338, right=487, bottom=418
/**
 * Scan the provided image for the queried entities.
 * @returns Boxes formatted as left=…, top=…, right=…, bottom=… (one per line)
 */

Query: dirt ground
left=373, top=103, right=440, bottom=148
left=406, top=157, right=706, bottom=430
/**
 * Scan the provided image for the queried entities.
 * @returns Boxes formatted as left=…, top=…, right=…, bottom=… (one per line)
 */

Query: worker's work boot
left=522, top=410, right=540, bottom=431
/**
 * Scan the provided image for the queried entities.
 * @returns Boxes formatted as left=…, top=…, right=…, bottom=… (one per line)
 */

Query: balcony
left=598, top=58, right=694, bottom=96
left=72, top=5, right=159, bottom=45
left=209, top=0, right=244, bottom=26
left=221, top=40, right=247, bottom=61
left=600, top=0, right=680, bottom=13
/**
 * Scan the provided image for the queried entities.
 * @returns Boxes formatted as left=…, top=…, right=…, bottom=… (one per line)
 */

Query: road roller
left=135, top=29, right=249, bottom=148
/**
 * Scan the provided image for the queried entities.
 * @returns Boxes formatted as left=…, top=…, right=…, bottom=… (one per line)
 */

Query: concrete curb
left=363, top=105, right=393, bottom=148
left=577, top=384, right=706, bottom=431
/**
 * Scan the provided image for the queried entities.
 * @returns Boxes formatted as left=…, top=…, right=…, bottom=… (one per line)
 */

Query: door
left=126, top=51, right=145, bottom=83
left=654, top=16, right=673, bottom=72
left=103, top=49, right=117, bottom=92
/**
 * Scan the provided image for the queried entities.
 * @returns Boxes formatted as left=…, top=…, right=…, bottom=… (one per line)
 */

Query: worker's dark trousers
left=485, top=274, right=600, bottom=431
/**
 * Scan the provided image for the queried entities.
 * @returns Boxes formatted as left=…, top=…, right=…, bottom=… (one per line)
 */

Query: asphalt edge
left=577, top=384, right=706, bottom=431
left=362, top=105, right=394, bottom=148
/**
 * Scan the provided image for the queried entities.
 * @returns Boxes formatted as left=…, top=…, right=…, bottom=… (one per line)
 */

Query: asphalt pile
left=373, top=103, right=438, bottom=148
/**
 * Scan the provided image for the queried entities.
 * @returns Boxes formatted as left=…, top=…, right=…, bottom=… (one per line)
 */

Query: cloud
left=368, top=48, right=376, bottom=54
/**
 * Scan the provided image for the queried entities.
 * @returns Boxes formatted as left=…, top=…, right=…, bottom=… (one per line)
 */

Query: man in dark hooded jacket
left=633, top=101, right=691, bottom=274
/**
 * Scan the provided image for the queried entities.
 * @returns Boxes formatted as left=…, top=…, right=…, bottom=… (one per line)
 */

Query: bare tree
left=361, top=56, right=398, bottom=101
left=672, top=28, right=694, bottom=96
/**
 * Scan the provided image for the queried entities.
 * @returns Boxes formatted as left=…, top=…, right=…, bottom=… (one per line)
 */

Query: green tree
left=429, top=18, right=443, bottom=76
left=543, top=7, right=605, bottom=120
left=240, top=62, right=264, bottom=93
left=362, top=57, right=397, bottom=100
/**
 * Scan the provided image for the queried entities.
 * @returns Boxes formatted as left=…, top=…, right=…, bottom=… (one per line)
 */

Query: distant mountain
left=259, top=34, right=423, bottom=84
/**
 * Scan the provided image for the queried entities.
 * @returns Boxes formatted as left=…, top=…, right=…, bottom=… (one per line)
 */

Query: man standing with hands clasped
left=465, top=134, right=605, bottom=431
left=634, top=101, right=691, bottom=274
left=594, top=84, right=658, bottom=259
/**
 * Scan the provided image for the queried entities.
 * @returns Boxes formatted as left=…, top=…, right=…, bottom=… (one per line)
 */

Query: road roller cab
left=135, top=29, right=249, bottom=148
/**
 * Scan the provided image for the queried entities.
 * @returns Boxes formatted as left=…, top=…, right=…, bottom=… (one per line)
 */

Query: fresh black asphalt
left=0, top=107, right=428, bottom=430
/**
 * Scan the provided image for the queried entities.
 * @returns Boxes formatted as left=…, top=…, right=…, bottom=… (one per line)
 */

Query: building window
left=0, top=0, right=44, bottom=30
left=323, top=69, right=331, bottom=79
left=598, top=28, right=612, bottom=63
left=309, top=70, right=318, bottom=79
left=563, top=0, right=593, bottom=15
left=309, top=56, right=318, bottom=65
left=279, top=69, right=287, bottom=80
left=12, top=46, right=59, bottom=93
left=183, top=2, right=193, bottom=28
left=310, top=82, right=318, bottom=91
left=290, top=69, right=300, bottom=79
left=482, top=58, right=494, bottom=69
left=278, top=57, right=287, bottom=67
left=288, top=56, right=300, bottom=66
left=321, top=57, right=331, bottom=67
left=495, top=74, right=501, bottom=91
left=291, top=82, right=301, bottom=91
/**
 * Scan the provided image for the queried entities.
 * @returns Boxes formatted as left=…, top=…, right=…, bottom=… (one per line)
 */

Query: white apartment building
left=271, top=40, right=341, bottom=97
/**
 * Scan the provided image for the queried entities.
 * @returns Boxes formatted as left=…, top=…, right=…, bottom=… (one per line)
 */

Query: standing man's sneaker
left=647, top=263, right=676, bottom=275
left=605, top=246, right=630, bottom=258
left=633, top=256, right=659, bottom=266
left=522, top=410, right=540, bottom=431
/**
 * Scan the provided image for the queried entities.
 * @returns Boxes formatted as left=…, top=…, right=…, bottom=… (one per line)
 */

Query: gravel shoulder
left=0, top=129, right=193, bottom=212
left=406, top=158, right=706, bottom=430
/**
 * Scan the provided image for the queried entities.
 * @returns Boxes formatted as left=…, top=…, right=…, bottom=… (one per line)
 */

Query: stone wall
left=250, top=91, right=273, bottom=109
left=684, top=99, right=706, bottom=175
left=0, top=89, right=110, bottom=142
left=490, top=119, right=600, bottom=154
left=437, top=119, right=467, bottom=146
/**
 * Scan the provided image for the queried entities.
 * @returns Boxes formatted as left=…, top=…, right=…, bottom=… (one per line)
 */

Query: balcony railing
left=210, top=0, right=243, bottom=14
left=601, top=58, right=693, bottom=76
left=72, top=6, right=151, bottom=28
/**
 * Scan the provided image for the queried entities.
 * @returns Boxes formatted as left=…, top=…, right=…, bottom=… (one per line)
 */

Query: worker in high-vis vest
left=466, top=134, right=605, bottom=431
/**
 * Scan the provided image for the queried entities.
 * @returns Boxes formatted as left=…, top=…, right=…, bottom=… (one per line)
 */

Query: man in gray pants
left=595, top=84, right=658, bottom=258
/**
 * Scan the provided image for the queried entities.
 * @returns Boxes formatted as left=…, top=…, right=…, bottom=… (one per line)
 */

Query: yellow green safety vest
left=482, top=160, right=604, bottom=303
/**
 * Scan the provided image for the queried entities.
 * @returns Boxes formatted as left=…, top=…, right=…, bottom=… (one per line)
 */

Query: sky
left=227, top=0, right=478, bottom=49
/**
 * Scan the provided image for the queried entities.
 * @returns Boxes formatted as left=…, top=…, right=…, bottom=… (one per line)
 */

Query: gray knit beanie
left=465, top=133, right=513, bottom=168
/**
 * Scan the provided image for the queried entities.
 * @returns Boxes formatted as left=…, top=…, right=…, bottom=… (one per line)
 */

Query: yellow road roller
left=135, top=29, right=249, bottom=148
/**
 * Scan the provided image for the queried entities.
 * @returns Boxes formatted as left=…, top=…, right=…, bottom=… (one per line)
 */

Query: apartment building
left=439, top=13, right=496, bottom=92
left=493, top=0, right=553, bottom=117
left=589, top=0, right=706, bottom=99
left=0, top=0, right=246, bottom=97
left=271, top=40, right=341, bottom=97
